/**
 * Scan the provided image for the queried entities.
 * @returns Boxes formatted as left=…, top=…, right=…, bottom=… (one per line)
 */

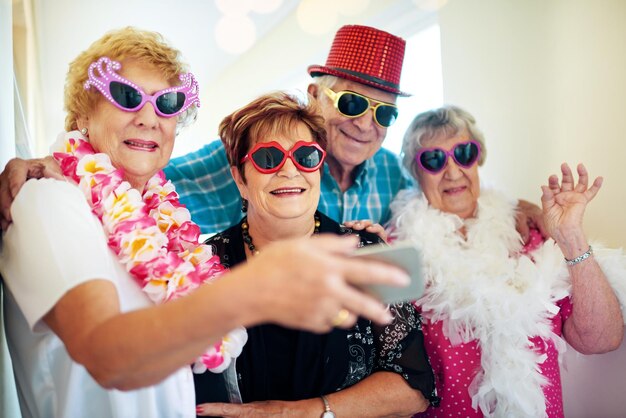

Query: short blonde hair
left=219, top=91, right=328, bottom=182
left=64, top=26, right=192, bottom=131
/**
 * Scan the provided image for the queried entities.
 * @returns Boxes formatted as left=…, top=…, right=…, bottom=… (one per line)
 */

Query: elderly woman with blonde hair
left=389, top=105, right=625, bottom=418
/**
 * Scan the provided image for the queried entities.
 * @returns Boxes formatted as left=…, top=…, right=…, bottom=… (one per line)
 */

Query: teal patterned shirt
left=164, top=140, right=416, bottom=234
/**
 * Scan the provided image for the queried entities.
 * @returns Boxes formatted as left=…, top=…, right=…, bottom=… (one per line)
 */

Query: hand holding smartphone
left=352, top=241, right=425, bottom=304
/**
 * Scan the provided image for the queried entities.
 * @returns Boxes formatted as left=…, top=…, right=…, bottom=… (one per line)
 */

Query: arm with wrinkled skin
left=541, top=163, right=623, bottom=353
left=43, top=236, right=407, bottom=390
left=197, top=371, right=427, bottom=418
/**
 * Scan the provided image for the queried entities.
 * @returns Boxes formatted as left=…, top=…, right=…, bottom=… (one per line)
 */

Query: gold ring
left=331, top=308, right=350, bottom=327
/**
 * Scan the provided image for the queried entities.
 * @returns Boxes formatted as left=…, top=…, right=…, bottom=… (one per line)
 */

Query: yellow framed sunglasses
left=323, top=87, right=399, bottom=128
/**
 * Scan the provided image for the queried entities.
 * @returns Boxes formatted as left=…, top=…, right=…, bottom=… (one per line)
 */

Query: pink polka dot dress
left=415, top=230, right=573, bottom=418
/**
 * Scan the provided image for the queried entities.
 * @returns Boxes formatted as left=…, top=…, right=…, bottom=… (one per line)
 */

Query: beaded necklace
left=241, top=213, right=321, bottom=255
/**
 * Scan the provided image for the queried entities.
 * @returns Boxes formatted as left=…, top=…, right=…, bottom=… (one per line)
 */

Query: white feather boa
left=388, top=189, right=626, bottom=418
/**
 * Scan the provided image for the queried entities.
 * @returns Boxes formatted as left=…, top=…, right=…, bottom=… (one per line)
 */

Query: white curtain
left=1, top=0, right=16, bottom=168
left=1, top=0, right=23, bottom=416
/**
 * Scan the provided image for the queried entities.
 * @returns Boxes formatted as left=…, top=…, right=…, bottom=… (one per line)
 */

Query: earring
left=80, top=127, right=88, bottom=136
left=241, top=198, right=248, bottom=213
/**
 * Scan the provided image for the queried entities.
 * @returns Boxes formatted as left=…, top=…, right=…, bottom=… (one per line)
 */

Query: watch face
left=321, top=412, right=336, bottom=418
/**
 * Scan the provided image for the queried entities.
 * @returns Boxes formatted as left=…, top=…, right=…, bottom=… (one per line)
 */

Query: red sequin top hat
left=308, top=25, right=410, bottom=96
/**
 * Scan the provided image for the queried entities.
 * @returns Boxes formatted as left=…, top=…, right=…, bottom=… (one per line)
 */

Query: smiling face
left=233, top=122, right=322, bottom=226
left=416, top=128, right=481, bottom=219
left=79, top=60, right=177, bottom=189
left=314, top=78, right=397, bottom=175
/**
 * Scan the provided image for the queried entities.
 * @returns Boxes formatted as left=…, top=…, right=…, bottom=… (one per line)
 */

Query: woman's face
left=233, top=122, right=322, bottom=225
left=416, top=128, right=481, bottom=219
left=80, top=60, right=177, bottom=189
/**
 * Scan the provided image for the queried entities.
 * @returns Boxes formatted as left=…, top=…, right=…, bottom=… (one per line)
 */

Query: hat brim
left=308, top=65, right=411, bottom=97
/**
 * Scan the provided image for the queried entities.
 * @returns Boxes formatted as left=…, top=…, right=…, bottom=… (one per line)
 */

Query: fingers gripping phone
left=352, top=241, right=425, bottom=304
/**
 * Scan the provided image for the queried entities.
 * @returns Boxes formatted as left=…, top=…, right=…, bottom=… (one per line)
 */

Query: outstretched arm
left=542, top=163, right=623, bottom=353
left=43, top=236, right=406, bottom=390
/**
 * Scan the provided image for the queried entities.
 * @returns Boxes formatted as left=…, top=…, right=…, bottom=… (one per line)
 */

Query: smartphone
left=352, top=241, right=425, bottom=304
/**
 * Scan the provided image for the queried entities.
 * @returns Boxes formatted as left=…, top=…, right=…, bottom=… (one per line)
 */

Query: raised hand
left=540, top=163, right=602, bottom=247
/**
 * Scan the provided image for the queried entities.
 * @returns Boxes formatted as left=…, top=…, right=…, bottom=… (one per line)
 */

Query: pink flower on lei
left=51, top=130, right=246, bottom=374
left=100, top=182, right=147, bottom=232
left=52, top=133, right=98, bottom=183
left=136, top=253, right=197, bottom=303
left=143, top=172, right=178, bottom=206
left=114, top=220, right=168, bottom=268
left=192, top=327, right=248, bottom=373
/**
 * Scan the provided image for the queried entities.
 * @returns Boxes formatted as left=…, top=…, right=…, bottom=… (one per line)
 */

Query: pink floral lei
left=52, top=131, right=247, bottom=374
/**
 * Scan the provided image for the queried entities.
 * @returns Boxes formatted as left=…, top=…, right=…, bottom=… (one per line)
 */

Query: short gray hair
left=401, top=105, right=486, bottom=179
left=312, top=75, right=339, bottom=90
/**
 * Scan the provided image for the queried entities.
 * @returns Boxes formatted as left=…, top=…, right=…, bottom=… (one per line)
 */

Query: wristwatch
left=320, top=395, right=336, bottom=418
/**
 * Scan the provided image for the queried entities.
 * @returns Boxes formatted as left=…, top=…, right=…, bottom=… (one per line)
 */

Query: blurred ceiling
left=15, top=0, right=436, bottom=156
left=31, top=0, right=301, bottom=81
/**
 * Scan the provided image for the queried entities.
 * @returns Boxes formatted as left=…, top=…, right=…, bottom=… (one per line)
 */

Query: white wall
left=439, top=1, right=626, bottom=416
left=28, top=0, right=432, bottom=159
left=439, top=0, right=626, bottom=250
left=0, top=1, right=21, bottom=416
left=187, top=0, right=434, bottom=156
left=1, top=0, right=15, bottom=167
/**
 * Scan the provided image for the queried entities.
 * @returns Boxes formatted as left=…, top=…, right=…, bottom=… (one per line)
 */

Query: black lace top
left=194, top=212, right=438, bottom=406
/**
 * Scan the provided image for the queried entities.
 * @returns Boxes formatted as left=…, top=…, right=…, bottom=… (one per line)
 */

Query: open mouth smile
left=444, top=186, right=467, bottom=194
left=124, top=139, right=158, bottom=151
left=270, top=187, right=306, bottom=196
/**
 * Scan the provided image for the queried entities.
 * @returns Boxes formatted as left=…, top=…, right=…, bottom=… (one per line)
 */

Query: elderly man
left=0, top=25, right=542, bottom=235
left=164, top=25, right=414, bottom=233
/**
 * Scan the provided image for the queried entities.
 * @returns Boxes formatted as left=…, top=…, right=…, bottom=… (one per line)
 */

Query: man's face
left=316, top=79, right=398, bottom=173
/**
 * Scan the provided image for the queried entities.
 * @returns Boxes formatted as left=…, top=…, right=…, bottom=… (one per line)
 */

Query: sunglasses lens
left=454, top=142, right=480, bottom=166
left=293, top=146, right=324, bottom=169
left=419, top=150, right=447, bottom=173
left=337, top=93, right=369, bottom=117
left=375, top=105, right=399, bottom=127
left=156, top=92, right=186, bottom=115
left=251, top=147, right=285, bottom=170
left=110, top=81, right=142, bottom=109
